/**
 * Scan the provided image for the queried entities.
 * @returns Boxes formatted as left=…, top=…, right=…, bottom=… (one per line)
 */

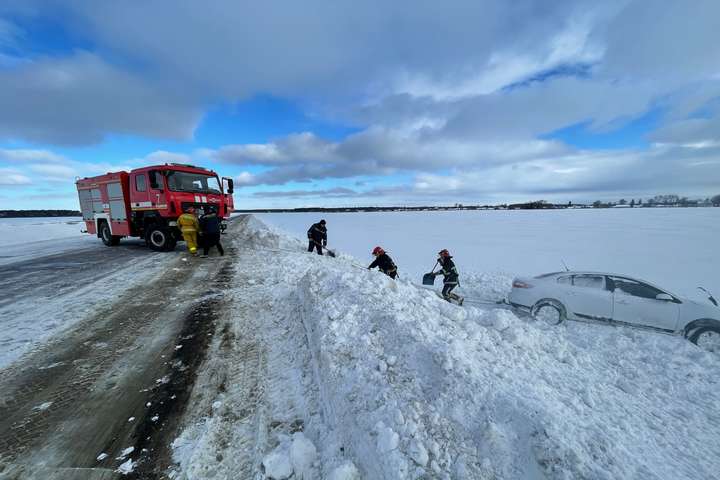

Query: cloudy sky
left=1, top=0, right=719, bottom=209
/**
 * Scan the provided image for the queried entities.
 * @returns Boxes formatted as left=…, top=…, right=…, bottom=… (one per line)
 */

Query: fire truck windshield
left=166, top=171, right=221, bottom=194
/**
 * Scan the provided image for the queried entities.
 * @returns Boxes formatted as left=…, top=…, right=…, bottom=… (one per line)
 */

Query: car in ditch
left=508, top=271, right=720, bottom=351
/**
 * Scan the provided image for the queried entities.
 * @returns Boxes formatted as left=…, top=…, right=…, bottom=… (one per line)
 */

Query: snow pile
left=297, top=263, right=720, bottom=478
left=171, top=216, right=720, bottom=479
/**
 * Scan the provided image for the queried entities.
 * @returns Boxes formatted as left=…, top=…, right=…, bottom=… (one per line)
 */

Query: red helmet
left=438, top=249, right=450, bottom=257
left=372, top=246, right=385, bottom=256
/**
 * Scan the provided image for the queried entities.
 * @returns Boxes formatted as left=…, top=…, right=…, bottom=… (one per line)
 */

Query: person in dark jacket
left=367, top=246, right=398, bottom=279
left=199, top=207, right=224, bottom=257
left=435, top=249, right=462, bottom=305
left=307, top=219, right=327, bottom=255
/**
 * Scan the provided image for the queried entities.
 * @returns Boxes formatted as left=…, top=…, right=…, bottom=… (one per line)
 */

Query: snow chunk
left=116, top=458, right=135, bottom=475
left=328, top=461, right=361, bottom=480
left=32, top=402, right=52, bottom=411
left=38, top=362, right=63, bottom=370
left=377, top=425, right=400, bottom=453
left=96, top=452, right=108, bottom=461
left=290, top=432, right=317, bottom=479
left=262, top=448, right=293, bottom=479
left=491, top=309, right=514, bottom=331
left=116, top=446, right=134, bottom=459
left=408, top=439, right=429, bottom=466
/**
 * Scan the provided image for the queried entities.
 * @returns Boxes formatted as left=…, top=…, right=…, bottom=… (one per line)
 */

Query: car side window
left=557, top=276, right=571, bottom=285
left=611, top=277, right=663, bottom=300
left=572, top=275, right=605, bottom=289
left=135, top=174, right=147, bottom=192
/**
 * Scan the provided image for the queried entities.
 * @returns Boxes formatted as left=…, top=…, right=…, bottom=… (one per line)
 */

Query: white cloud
left=0, top=148, right=67, bottom=163
left=142, top=150, right=194, bottom=166
left=234, top=171, right=256, bottom=186
left=28, top=163, right=77, bottom=180
left=0, top=52, right=201, bottom=145
left=0, top=167, right=31, bottom=185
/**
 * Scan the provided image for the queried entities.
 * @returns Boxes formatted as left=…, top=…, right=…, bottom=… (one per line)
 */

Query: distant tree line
left=240, top=194, right=720, bottom=213
left=0, top=210, right=81, bottom=218
left=591, top=194, right=720, bottom=208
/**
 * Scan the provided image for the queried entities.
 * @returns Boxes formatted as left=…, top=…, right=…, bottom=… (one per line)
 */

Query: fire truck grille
left=181, top=202, right=216, bottom=215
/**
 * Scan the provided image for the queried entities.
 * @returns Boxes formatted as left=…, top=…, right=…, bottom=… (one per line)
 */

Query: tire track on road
left=0, top=224, right=241, bottom=479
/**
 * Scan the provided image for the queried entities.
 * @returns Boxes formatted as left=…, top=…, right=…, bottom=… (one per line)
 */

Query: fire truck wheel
left=100, top=222, right=120, bottom=246
left=146, top=226, right=176, bottom=252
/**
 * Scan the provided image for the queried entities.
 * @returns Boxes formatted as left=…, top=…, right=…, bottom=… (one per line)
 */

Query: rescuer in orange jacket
left=178, top=207, right=200, bottom=255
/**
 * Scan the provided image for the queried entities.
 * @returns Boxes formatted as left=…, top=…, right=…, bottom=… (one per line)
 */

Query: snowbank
left=171, top=216, right=720, bottom=479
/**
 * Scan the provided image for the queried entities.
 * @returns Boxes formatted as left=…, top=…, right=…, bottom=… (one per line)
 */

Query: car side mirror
left=655, top=293, right=674, bottom=302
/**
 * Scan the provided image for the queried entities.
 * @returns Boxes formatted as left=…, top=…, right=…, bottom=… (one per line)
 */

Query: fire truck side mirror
left=225, top=177, right=234, bottom=194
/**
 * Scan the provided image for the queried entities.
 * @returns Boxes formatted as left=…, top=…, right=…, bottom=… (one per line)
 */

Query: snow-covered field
left=171, top=215, right=720, bottom=480
left=0, top=216, right=94, bottom=265
left=257, top=208, right=720, bottom=300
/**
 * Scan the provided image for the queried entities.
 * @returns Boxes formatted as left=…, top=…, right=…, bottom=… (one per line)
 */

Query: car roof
left=537, top=271, right=678, bottom=296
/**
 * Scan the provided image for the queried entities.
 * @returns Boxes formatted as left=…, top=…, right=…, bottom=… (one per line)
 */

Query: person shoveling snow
left=427, top=249, right=463, bottom=305
left=306, top=219, right=336, bottom=257
left=367, top=246, right=398, bottom=279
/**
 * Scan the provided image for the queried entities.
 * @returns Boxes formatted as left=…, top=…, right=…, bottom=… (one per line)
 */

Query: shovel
left=313, top=240, right=336, bottom=257
left=422, top=261, right=439, bottom=285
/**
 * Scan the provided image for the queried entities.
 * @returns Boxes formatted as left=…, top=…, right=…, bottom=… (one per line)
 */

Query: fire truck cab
left=76, top=164, right=234, bottom=251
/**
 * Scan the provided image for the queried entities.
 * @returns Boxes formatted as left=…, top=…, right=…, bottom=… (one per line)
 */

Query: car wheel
left=689, top=326, right=720, bottom=353
left=531, top=300, right=566, bottom=326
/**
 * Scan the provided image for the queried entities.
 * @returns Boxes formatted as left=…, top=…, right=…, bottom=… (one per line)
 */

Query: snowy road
left=0, top=220, right=241, bottom=479
left=1, top=215, right=718, bottom=479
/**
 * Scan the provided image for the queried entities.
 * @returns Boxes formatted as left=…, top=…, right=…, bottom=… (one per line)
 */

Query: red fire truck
left=76, top=163, right=235, bottom=251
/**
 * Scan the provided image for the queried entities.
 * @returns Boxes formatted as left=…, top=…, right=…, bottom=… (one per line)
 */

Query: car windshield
left=166, top=171, right=221, bottom=194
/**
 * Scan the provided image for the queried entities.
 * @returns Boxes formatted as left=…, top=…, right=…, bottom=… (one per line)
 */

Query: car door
left=609, top=277, right=680, bottom=330
left=563, top=274, right=613, bottom=321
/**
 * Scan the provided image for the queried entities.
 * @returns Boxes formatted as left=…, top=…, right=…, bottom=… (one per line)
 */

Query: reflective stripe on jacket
left=438, top=258, right=459, bottom=284
left=307, top=223, right=327, bottom=243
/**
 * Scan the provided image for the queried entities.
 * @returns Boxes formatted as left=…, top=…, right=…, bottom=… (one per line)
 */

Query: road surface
left=0, top=218, right=247, bottom=479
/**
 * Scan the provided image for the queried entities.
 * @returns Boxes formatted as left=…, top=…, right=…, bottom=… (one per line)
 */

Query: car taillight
left=513, top=280, right=532, bottom=289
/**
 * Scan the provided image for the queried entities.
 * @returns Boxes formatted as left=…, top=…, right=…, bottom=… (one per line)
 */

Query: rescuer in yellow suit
left=177, top=207, right=200, bottom=255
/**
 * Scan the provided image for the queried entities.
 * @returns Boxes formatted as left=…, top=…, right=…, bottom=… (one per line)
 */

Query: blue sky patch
left=543, top=107, right=664, bottom=150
